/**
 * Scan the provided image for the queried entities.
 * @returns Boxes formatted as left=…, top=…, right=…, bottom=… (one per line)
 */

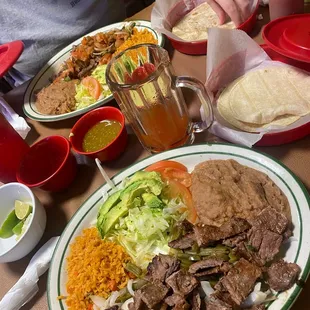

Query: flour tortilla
left=218, top=99, right=300, bottom=133
left=172, top=2, right=235, bottom=42
left=217, top=66, right=310, bottom=132
left=227, top=67, right=310, bottom=124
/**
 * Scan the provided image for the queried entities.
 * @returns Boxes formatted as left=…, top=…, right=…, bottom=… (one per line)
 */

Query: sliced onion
left=109, top=291, right=121, bottom=307
left=127, top=279, right=135, bottom=296
left=241, top=283, right=271, bottom=308
left=254, top=282, right=262, bottom=292
left=241, top=291, right=268, bottom=308
left=200, top=281, right=214, bottom=300
left=89, top=295, right=107, bottom=308
left=121, top=297, right=134, bottom=310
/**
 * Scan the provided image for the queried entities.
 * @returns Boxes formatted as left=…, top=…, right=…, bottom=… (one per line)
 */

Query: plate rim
left=23, top=20, right=164, bottom=122
left=47, top=142, right=310, bottom=310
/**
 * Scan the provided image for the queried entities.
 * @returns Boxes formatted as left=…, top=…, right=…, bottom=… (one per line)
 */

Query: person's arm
left=207, top=0, right=252, bottom=26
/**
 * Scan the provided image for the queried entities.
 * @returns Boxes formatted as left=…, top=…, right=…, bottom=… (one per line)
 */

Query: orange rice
left=65, top=227, right=132, bottom=310
left=114, top=28, right=158, bottom=63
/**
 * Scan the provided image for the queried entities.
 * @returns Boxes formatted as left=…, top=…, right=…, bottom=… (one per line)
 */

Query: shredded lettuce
left=75, top=83, right=97, bottom=110
left=108, top=199, right=187, bottom=269
left=75, top=65, right=111, bottom=110
left=91, top=64, right=108, bottom=85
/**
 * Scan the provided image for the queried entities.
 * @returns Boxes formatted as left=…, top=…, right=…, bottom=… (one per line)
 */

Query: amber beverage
left=106, top=44, right=213, bottom=153
left=136, top=99, right=191, bottom=152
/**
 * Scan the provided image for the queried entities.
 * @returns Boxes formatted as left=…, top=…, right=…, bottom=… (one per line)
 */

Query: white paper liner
left=204, top=28, right=310, bottom=147
left=0, top=97, right=30, bottom=139
left=0, top=237, right=59, bottom=310
left=151, top=0, right=258, bottom=42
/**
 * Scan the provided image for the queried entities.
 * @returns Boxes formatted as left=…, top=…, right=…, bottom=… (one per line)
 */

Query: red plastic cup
left=0, top=113, right=30, bottom=183
left=16, top=136, right=77, bottom=192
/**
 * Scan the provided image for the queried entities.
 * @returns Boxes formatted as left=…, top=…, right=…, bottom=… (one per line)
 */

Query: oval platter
left=48, top=143, right=310, bottom=310
left=23, top=20, right=164, bottom=122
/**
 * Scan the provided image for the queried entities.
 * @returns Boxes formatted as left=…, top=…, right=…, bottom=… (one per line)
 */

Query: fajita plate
left=23, top=20, right=164, bottom=122
left=47, top=143, right=310, bottom=310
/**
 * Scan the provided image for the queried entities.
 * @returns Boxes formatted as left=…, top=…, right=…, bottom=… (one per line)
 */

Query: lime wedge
left=12, top=220, right=24, bottom=236
left=0, top=210, right=21, bottom=238
left=15, top=200, right=32, bottom=220
left=20, top=214, right=31, bottom=235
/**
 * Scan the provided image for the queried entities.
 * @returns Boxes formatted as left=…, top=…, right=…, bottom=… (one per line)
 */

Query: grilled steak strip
left=165, top=294, right=188, bottom=307
left=190, top=288, right=201, bottom=310
left=248, top=206, right=288, bottom=235
left=194, top=218, right=250, bottom=247
left=233, top=242, right=265, bottom=267
left=248, top=227, right=283, bottom=263
left=189, top=258, right=225, bottom=274
left=194, top=263, right=231, bottom=279
left=205, top=297, right=233, bottom=310
left=146, top=254, right=180, bottom=283
left=139, top=282, right=169, bottom=309
left=267, top=259, right=301, bottom=292
left=223, top=232, right=247, bottom=247
left=166, top=270, right=199, bottom=296
left=169, top=233, right=196, bottom=250
left=217, top=258, right=262, bottom=305
left=128, top=291, right=147, bottom=310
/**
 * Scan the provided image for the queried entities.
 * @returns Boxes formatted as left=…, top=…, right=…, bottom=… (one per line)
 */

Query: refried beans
left=191, top=159, right=291, bottom=227
left=35, top=80, right=78, bottom=115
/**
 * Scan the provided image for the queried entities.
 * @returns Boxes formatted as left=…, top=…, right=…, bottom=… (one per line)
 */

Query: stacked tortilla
left=217, top=67, right=310, bottom=132
left=172, top=2, right=235, bottom=41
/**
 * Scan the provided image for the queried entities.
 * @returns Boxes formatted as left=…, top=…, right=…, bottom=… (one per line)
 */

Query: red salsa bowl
left=70, top=106, right=128, bottom=162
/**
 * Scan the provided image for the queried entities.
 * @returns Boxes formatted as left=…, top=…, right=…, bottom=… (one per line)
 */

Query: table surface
left=2, top=4, right=310, bottom=310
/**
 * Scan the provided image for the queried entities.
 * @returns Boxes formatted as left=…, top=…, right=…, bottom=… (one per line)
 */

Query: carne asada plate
left=23, top=20, right=164, bottom=122
left=48, top=143, right=310, bottom=310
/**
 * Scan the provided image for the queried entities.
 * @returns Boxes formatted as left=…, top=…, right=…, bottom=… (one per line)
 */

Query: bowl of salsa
left=70, top=106, right=127, bottom=162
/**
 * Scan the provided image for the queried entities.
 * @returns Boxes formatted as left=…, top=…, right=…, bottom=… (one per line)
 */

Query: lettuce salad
left=97, top=171, right=188, bottom=269
left=112, top=198, right=187, bottom=269
left=75, top=65, right=111, bottom=110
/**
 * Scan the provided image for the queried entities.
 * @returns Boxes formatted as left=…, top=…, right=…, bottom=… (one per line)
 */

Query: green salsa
left=82, top=119, right=122, bottom=152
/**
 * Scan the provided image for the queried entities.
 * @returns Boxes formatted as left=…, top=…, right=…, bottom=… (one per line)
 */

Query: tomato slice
left=124, top=72, right=133, bottom=84
left=145, top=160, right=188, bottom=172
left=81, top=76, right=102, bottom=100
left=163, top=180, right=197, bottom=224
left=143, top=63, right=156, bottom=75
left=131, top=66, right=148, bottom=83
left=161, top=168, right=192, bottom=188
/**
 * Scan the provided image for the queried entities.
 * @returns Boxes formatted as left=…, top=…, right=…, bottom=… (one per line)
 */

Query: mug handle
left=175, top=76, right=214, bottom=133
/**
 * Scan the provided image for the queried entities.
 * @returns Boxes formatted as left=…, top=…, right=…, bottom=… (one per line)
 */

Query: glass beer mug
left=106, top=44, right=213, bottom=153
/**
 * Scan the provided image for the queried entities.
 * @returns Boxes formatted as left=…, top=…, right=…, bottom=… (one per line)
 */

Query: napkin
left=204, top=28, right=310, bottom=147
left=0, top=97, right=30, bottom=139
left=0, top=237, right=59, bottom=310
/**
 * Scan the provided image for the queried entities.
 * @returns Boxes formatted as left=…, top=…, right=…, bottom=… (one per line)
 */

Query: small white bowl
left=0, top=183, right=46, bottom=263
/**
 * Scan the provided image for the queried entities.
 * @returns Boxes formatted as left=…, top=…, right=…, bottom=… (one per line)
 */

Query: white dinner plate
left=23, top=20, right=164, bottom=122
left=47, top=143, right=310, bottom=310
